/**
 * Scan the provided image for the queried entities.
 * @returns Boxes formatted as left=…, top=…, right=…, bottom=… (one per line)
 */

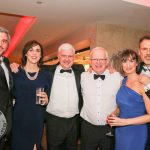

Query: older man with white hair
left=80, top=47, right=122, bottom=150
left=45, top=43, right=84, bottom=150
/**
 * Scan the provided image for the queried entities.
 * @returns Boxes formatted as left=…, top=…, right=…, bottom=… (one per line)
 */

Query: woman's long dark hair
left=21, top=40, right=44, bottom=67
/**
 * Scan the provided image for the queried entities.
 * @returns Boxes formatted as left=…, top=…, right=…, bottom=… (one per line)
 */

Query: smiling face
left=120, top=49, right=139, bottom=76
left=90, top=47, right=108, bottom=74
left=122, top=57, right=138, bottom=75
left=25, top=45, right=42, bottom=65
left=0, top=32, right=9, bottom=56
left=139, top=39, right=150, bottom=67
left=57, top=43, right=75, bottom=69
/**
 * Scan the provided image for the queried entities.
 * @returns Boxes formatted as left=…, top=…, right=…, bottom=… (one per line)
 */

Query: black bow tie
left=60, top=69, right=72, bottom=73
left=94, top=74, right=105, bottom=80
left=143, top=66, right=150, bottom=72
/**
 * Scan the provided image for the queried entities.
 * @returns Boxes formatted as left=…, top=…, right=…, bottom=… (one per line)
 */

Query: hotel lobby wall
left=44, top=23, right=97, bottom=59
left=95, top=22, right=150, bottom=57
left=44, top=22, right=150, bottom=61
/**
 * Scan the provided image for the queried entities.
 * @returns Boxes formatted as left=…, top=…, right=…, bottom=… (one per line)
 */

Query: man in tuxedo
left=138, top=35, right=150, bottom=150
left=45, top=43, right=84, bottom=150
left=80, top=47, right=122, bottom=150
left=0, top=27, right=13, bottom=150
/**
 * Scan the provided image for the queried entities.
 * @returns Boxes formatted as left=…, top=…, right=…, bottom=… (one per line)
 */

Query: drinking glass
left=106, top=126, right=114, bottom=137
left=36, top=87, right=44, bottom=105
left=106, top=114, right=115, bottom=137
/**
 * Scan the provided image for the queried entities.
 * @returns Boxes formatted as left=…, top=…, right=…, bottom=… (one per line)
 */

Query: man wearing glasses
left=80, top=47, right=122, bottom=150
left=0, top=27, right=13, bottom=150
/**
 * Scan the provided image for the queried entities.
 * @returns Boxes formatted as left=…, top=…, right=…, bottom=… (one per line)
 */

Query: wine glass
left=106, top=114, right=115, bottom=137
left=106, top=126, right=114, bottom=137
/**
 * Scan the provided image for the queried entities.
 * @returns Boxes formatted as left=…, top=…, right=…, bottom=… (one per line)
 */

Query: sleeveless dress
left=11, top=67, right=52, bottom=150
left=115, top=78, right=148, bottom=150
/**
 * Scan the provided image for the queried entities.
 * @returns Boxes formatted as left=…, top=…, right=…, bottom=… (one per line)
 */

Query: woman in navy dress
left=11, top=40, right=52, bottom=150
left=107, top=49, right=150, bottom=150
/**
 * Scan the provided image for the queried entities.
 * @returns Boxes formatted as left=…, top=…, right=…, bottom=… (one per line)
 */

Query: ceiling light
left=36, top=1, right=42, bottom=4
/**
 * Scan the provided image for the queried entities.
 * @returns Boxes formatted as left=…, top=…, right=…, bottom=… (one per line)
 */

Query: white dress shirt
left=141, top=66, right=150, bottom=77
left=46, top=65, right=79, bottom=118
left=141, top=66, right=150, bottom=91
left=80, top=70, right=122, bottom=125
left=0, top=56, right=10, bottom=88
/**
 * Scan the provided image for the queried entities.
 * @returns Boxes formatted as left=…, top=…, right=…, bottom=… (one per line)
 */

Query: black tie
left=94, top=74, right=105, bottom=80
left=60, top=69, right=72, bottom=73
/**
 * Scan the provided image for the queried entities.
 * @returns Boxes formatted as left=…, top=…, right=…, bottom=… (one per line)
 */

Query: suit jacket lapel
left=72, top=68, right=80, bottom=92
left=3, top=57, right=13, bottom=90
left=49, top=64, right=81, bottom=92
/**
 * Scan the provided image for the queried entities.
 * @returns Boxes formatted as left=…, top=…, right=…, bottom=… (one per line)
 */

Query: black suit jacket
left=42, top=64, right=84, bottom=112
left=136, top=62, right=150, bottom=98
left=0, top=57, right=13, bottom=135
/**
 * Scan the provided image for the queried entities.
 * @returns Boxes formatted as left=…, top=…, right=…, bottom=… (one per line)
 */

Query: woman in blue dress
left=11, top=40, right=52, bottom=150
left=107, top=49, right=150, bottom=150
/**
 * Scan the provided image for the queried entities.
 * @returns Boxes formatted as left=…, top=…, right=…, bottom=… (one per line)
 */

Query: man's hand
left=139, top=74, right=150, bottom=86
left=10, top=63, right=19, bottom=73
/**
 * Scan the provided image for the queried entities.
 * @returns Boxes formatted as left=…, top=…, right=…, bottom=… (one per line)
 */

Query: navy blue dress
left=115, top=78, right=147, bottom=150
left=11, top=67, right=52, bottom=150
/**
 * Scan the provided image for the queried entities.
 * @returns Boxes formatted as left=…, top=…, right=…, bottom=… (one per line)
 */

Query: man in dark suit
left=45, top=43, right=84, bottom=150
left=0, top=27, right=13, bottom=150
left=138, top=35, right=150, bottom=150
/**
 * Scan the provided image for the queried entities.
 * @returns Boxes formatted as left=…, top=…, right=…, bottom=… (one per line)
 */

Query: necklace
left=25, top=69, right=39, bottom=80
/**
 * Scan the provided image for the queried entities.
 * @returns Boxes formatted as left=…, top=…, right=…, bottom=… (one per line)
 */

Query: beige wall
left=95, top=22, right=150, bottom=57
left=44, top=22, right=150, bottom=61
left=44, top=23, right=97, bottom=61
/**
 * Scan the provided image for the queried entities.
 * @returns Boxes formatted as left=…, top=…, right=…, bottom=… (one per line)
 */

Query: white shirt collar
left=92, top=69, right=109, bottom=75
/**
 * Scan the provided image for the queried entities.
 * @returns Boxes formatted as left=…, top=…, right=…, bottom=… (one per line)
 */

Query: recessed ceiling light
left=36, top=1, right=42, bottom=4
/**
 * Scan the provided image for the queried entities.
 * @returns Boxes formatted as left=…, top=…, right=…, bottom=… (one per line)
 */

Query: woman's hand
left=106, top=108, right=120, bottom=125
left=107, top=115, right=127, bottom=127
left=139, top=74, right=150, bottom=86
left=37, top=91, right=48, bottom=105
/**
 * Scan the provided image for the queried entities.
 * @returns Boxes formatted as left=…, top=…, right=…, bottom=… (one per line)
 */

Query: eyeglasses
left=0, top=39, right=8, bottom=45
left=91, top=58, right=107, bottom=61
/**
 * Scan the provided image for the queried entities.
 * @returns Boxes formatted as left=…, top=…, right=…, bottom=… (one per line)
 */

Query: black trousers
left=81, top=119, right=114, bottom=150
left=0, top=135, right=11, bottom=150
left=46, top=113, right=79, bottom=150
